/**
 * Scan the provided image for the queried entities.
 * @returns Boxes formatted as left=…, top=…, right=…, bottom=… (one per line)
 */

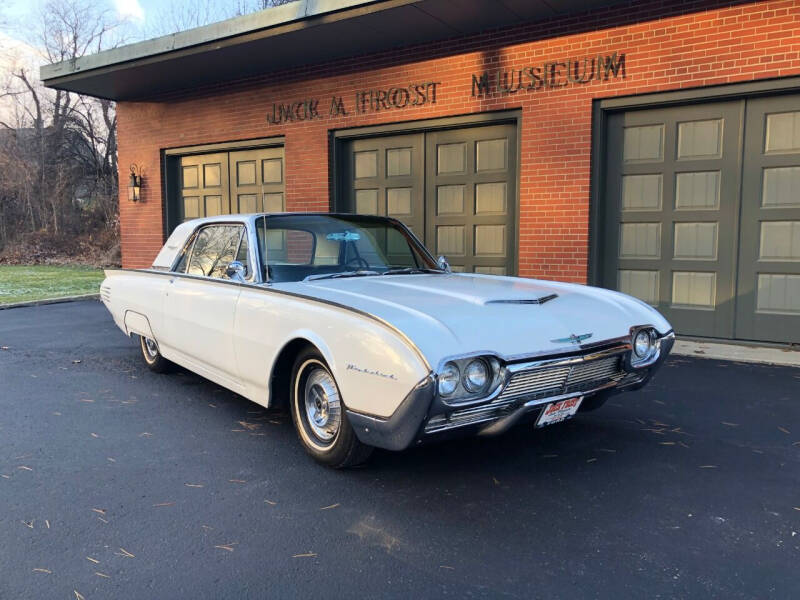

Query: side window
left=186, top=225, right=244, bottom=279
left=173, top=232, right=196, bottom=274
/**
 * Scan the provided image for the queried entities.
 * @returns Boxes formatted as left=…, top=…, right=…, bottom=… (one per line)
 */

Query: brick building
left=42, top=0, right=800, bottom=344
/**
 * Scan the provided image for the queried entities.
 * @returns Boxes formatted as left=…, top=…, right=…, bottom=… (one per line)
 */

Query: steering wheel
left=345, top=257, right=370, bottom=270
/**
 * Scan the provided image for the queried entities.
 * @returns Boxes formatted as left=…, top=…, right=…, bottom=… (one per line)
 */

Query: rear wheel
left=138, top=335, right=172, bottom=373
left=290, top=348, right=373, bottom=468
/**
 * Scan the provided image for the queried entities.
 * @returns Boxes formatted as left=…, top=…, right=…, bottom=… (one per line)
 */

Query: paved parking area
left=0, top=300, right=798, bottom=599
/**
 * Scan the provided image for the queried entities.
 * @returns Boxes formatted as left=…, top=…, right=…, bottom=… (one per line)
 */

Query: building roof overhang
left=40, top=0, right=626, bottom=101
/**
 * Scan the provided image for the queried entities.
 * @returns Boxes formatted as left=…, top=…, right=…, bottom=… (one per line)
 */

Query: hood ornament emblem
left=551, top=332, right=593, bottom=345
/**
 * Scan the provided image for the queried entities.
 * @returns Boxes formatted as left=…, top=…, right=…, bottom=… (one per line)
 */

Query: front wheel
left=138, top=335, right=172, bottom=373
left=290, top=348, right=373, bottom=468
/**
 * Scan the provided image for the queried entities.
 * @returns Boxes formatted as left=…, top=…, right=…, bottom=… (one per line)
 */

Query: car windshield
left=255, top=214, right=442, bottom=283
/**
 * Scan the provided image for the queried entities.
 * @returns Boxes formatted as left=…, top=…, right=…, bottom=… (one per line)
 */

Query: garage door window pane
left=438, top=143, right=466, bottom=174
left=264, top=193, right=284, bottom=213
left=623, top=125, right=664, bottom=162
left=237, top=161, right=256, bottom=185
left=672, top=271, right=716, bottom=308
left=618, top=270, right=659, bottom=305
left=759, top=221, right=800, bottom=260
left=476, top=139, right=507, bottom=171
left=765, top=111, right=800, bottom=153
left=182, top=166, right=198, bottom=189
left=386, top=148, right=412, bottom=177
left=757, top=274, right=800, bottom=314
left=355, top=189, right=379, bottom=215
left=674, top=222, right=718, bottom=260
left=474, top=225, right=505, bottom=256
left=355, top=151, right=377, bottom=179
left=476, top=183, right=506, bottom=214
left=262, top=159, right=283, bottom=183
left=622, top=174, right=662, bottom=211
left=677, top=119, right=722, bottom=159
left=437, top=226, right=465, bottom=255
left=387, top=188, right=412, bottom=216
left=676, top=171, right=720, bottom=210
left=204, top=164, right=221, bottom=187
left=437, top=185, right=464, bottom=215
left=237, top=194, right=258, bottom=213
left=183, top=196, right=200, bottom=219
left=475, top=266, right=506, bottom=275
left=619, top=223, right=661, bottom=258
left=763, top=167, right=800, bottom=207
left=204, top=195, right=223, bottom=216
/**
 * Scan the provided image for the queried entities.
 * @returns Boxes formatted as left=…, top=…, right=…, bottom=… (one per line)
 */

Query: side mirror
left=437, top=255, right=451, bottom=273
left=225, top=261, right=246, bottom=282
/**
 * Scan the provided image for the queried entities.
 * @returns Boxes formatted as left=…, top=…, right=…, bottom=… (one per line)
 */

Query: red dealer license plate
left=535, top=397, right=583, bottom=428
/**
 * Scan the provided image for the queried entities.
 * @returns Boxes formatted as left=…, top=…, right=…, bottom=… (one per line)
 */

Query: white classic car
left=101, top=213, right=673, bottom=467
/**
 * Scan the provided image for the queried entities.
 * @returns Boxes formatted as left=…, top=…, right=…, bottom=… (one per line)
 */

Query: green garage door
left=603, top=94, right=800, bottom=343
left=339, top=124, right=517, bottom=275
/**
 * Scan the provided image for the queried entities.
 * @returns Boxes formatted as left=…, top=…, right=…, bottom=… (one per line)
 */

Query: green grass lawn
left=0, top=265, right=105, bottom=305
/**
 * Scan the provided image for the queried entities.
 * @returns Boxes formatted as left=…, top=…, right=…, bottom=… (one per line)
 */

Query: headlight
left=463, top=359, right=489, bottom=392
left=633, top=329, right=654, bottom=358
left=438, top=362, right=460, bottom=396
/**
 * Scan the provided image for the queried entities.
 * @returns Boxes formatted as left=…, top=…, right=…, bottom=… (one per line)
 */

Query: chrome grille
left=497, top=356, right=624, bottom=402
left=498, top=365, right=570, bottom=401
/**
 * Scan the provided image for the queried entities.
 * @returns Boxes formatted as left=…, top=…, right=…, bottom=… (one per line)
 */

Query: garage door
left=179, top=147, right=285, bottom=221
left=602, top=94, right=800, bottom=343
left=339, top=124, right=517, bottom=274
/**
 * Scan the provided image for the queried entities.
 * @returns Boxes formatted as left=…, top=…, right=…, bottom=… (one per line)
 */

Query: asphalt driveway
left=0, top=300, right=798, bottom=599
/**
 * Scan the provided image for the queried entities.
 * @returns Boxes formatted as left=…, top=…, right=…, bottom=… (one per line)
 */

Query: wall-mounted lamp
left=128, top=164, right=142, bottom=202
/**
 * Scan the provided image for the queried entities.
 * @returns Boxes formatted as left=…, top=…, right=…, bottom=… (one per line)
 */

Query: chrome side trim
left=109, top=267, right=432, bottom=372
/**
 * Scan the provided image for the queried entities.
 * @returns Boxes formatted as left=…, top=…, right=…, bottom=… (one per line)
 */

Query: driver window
left=185, top=225, right=244, bottom=279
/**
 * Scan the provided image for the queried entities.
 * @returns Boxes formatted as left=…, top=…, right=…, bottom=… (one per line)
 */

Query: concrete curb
left=672, top=340, right=800, bottom=368
left=0, top=293, right=100, bottom=310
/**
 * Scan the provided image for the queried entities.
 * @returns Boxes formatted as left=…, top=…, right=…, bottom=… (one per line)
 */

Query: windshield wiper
left=304, top=270, right=380, bottom=282
left=380, top=267, right=444, bottom=276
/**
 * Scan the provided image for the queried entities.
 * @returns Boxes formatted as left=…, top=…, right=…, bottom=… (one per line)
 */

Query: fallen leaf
left=678, top=441, right=691, bottom=449
left=52, top=411, right=62, bottom=416
left=492, top=477, right=500, bottom=485
left=86, top=557, right=100, bottom=564
left=320, top=503, right=340, bottom=510
left=153, top=502, right=174, bottom=507
left=117, top=548, right=135, bottom=558
left=215, top=544, right=236, bottom=552
left=107, top=457, right=116, bottom=462
left=794, top=507, right=800, bottom=511
left=98, top=517, right=109, bottom=523
left=699, top=465, right=718, bottom=469
left=45, top=520, right=50, bottom=529
left=778, top=426, right=790, bottom=434
left=184, top=483, right=204, bottom=488
left=79, top=398, right=94, bottom=403
left=74, top=590, right=85, bottom=600
left=91, top=508, right=106, bottom=515
left=32, top=568, right=51, bottom=574
left=139, top=432, right=152, bottom=437
left=292, top=552, right=317, bottom=558
left=94, top=571, right=110, bottom=579
left=208, top=403, right=217, bottom=408
left=229, top=479, right=246, bottom=484
left=660, top=441, right=676, bottom=446
left=22, top=520, right=33, bottom=528
left=1, top=346, right=9, bottom=350
left=201, top=525, right=213, bottom=530
left=237, top=421, right=262, bottom=431
left=586, top=458, right=597, bottom=463
left=597, top=448, right=617, bottom=453
left=1, top=474, right=9, bottom=479
left=440, top=565, right=455, bottom=570
left=264, top=500, right=277, bottom=506
left=721, top=422, right=739, bottom=427
left=72, top=360, right=82, bottom=364
left=17, top=466, right=33, bottom=471
left=90, top=433, right=99, bottom=439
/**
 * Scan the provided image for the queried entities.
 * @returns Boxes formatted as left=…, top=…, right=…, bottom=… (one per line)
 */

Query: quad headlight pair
left=437, top=356, right=500, bottom=403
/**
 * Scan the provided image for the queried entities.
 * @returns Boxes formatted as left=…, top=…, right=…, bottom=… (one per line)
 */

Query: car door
left=163, top=224, right=247, bottom=390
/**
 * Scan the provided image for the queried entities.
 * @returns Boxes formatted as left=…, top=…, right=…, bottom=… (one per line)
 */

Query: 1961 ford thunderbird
left=101, top=213, right=674, bottom=467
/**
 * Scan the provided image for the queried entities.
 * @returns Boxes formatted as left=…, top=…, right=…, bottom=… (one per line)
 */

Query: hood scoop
left=485, top=294, right=558, bottom=306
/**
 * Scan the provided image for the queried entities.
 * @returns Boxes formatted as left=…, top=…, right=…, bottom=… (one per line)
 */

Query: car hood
left=276, top=273, right=672, bottom=368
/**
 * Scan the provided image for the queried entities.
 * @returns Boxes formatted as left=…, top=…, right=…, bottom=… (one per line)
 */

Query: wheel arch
left=267, top=333, right=335, bottom=409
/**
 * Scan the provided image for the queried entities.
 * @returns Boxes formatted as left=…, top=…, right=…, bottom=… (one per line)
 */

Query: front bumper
left=347, top=331, right=674, bottom=451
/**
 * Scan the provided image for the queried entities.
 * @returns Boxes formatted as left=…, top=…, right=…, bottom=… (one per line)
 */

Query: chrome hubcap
left=143, top=337, right=159, bottom=359
left=303, top=367, right=341, bottom=442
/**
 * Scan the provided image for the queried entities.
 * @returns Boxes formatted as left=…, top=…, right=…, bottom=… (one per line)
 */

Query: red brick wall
left=117, top=0, right=800, bottom=281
